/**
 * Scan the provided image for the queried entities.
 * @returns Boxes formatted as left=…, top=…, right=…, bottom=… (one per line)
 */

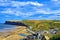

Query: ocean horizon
left=0, top=23, right=16, bottom=32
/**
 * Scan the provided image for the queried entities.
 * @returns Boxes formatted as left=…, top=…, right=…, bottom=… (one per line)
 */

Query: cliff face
left=4, top=21, right=28, bottom=26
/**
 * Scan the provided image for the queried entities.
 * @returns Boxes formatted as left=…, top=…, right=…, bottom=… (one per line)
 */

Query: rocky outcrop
left=4, top=21, right=28, bottom=26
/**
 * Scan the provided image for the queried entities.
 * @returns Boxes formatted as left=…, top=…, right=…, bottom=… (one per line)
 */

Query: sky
left=0, top=0, right=60, bottom=23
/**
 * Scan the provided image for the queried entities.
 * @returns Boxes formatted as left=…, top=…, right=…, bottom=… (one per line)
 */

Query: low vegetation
left=21, top=20, right=60, bottom=32
left=50, top=34, right=60, bottom=40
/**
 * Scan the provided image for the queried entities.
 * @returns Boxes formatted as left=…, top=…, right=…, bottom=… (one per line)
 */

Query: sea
left=0, top=23, right=16, bottom=32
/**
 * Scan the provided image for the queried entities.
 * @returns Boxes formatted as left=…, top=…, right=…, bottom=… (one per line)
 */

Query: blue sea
left=0, top=23, right=16, bottom=32
left=0, top=23, right=28, bottom=37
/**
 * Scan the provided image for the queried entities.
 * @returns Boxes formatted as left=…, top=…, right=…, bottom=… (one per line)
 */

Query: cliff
left=4, top=21, right=28, bottom=27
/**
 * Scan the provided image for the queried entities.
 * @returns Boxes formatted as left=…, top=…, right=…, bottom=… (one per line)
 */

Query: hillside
left=5, top=20, right=60, bottom=32
left=0, top=20, right=60, bottom=40
left=21, top=20, right=60, bottom=32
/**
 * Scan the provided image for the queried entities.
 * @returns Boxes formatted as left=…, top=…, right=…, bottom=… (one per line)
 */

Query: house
left=49, top=29, right=59, bottom=34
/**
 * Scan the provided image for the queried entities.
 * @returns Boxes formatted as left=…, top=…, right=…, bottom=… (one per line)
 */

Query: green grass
left=21, top=20, right=60, bottom=32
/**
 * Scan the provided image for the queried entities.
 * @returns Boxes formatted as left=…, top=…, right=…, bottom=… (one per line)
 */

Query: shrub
left=50, top=34, right=60, bottom=40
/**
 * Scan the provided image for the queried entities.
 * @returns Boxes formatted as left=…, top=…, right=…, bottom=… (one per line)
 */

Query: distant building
left=49, top=29, right=59, bottom=34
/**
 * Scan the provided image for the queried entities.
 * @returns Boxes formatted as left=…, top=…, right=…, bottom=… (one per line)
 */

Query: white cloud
left=0, top=0, right=11, bottom=6
left=35, top=9, right=50, bottom=14
left=51, top=10, right=60, bottom=14
left=51, top=0, right=59, bottom=2
left=0, top=0, right=9, bottom=2
left=1, top=9, right=14, bottom=14
left=27, top=2, right=43, bottom=6
left=0, top=0, right=60, bottom=19
left=1, top=8, right=35, bottom=17
left=0, top=0, right=44, bottom=17
left=0, top=2, right=10, bottom=6
left=33, top=7, right=60, bottom=14
left=51, top=0, right=60, bottom=5
left=11, top=1, right=44, bottom=7
left=1, top=4, right=60, bottom=18
left=0, top=1, right=44, bottom=7
left=47, top=15, right=60, bottom=20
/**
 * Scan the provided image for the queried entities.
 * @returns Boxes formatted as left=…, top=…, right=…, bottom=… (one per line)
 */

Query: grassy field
left=21, top=20, right=60, bottom=31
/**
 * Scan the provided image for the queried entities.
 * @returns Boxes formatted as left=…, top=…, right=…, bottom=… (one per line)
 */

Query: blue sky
left=0, top=0, right=60, bottom=23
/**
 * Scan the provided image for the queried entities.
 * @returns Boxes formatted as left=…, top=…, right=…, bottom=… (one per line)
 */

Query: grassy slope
left=21, top=20, right=60, bottom=32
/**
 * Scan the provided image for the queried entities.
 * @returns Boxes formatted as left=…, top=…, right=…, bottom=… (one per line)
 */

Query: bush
left=50, top=34, right=60, bottom=40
